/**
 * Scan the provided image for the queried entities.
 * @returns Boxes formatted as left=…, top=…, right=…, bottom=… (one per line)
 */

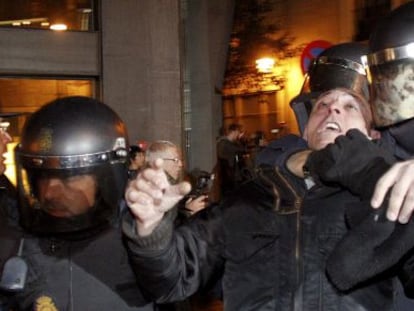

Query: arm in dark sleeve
left=327, top=198, right=414, bottom=294
left=255, top=134, right=308, bottom=168
left=398, top=249, right=414, bottom=298
left=122, top=204, right=225, bottom=303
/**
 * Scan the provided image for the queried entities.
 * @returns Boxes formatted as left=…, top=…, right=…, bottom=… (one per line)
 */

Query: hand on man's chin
left=313, top=132, right=342, bottom=150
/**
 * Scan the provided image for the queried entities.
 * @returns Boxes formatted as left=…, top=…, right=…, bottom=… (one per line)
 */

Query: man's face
left=228, top=129, right=242, bottom=141
left=304, top=89, right=369, bottom=150
left=0, top=121, right=12, bottom=175
left=37, top=174, right=97, bottom=218
left=161, top=147, right=183, bottom=181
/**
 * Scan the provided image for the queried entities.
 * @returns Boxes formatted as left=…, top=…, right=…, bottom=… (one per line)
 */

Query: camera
left=187, top=170, right=215, bottom=198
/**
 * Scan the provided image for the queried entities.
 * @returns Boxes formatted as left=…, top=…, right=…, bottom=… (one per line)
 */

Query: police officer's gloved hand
left=325, top=202, right=394, bottom=290
left=326, top=203, right=414, bottom=292
left=304, top=129, right=396, bottom=198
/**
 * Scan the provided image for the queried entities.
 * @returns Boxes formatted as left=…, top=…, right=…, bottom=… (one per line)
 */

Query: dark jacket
left=123, top=157, right=397, bottom=310
left=215, top=136, right=247, bottom=196
left=0, top=188, right=155, bottom=311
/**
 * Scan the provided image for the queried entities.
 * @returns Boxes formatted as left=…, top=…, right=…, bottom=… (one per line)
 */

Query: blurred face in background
left=161, top=146, right=184, bottom=181
left=130, top=152, right=145, bottom=170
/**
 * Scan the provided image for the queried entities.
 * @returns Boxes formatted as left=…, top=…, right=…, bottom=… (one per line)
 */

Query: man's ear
left=369, top=129, right=381, bottom=140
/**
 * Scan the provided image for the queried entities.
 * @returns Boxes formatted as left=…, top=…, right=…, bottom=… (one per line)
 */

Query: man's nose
left=43, top=178, right=64, bottom=199
left=328, top=102, right=341, bottom=114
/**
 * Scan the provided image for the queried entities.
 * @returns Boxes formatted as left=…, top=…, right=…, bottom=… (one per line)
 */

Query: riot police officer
left=291, top=41, right=369, bottom=135
left=346, top=3, right=414, bottom=307
left=0, top=96, right=155, bottom=310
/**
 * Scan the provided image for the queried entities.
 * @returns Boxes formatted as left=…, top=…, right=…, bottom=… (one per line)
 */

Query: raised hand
left=371, top=159, right=414, bottom=223
left=125, top=158, right=191, bottom=236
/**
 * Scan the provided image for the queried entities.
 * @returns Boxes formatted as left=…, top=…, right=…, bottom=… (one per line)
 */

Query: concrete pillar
left=185, top=0, right=235, bottom=171
left=101, top=0, right=183, bottom=146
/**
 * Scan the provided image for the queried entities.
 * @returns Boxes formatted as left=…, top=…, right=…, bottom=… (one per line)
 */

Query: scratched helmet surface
left=15, top=96, right=129, bottom=234
left=366, top=1, right=414, bottom=127
left=303, top=42, right=369, bottom=100
left=293, top=42, right=369, bottom=135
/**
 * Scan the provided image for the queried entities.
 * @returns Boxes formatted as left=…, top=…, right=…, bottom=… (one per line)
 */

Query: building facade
left=0, top=0, right=410, bottom=181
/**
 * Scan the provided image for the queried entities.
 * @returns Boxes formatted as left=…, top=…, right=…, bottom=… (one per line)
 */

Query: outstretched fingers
left=371, top=160, right=414, bottom=223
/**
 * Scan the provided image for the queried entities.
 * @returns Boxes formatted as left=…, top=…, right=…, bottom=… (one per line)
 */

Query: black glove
left=326, top=199, right=414, bottom=292
left=305, top=129, right=396, bottom=198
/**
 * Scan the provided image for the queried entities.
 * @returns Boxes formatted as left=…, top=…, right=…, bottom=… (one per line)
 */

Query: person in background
left=121, top=85, right=404, bottom=310
left=0, top=114, right=20, bottom=311
left=0, top=115, right=19, bottom=197
left=0, top=96, right=156, bottom=310
left=246, top=130, right=268, bottom=164
left=215, top=123, right=247, bottom=198
left=145, top=140, right=207, bottom=217
left=128, top=145, right=146, bottom=179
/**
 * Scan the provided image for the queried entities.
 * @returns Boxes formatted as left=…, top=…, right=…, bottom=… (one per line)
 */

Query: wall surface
left=185, top=0, right=234, bottom=171
left=101, top=0, right=183, bottom=147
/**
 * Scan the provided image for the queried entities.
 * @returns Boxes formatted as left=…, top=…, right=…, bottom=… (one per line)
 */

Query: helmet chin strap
left=389, top=120, right=414, bottom=155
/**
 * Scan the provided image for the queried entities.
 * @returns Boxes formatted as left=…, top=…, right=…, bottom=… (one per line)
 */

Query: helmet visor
left=304, top=57, right=368, bottom=99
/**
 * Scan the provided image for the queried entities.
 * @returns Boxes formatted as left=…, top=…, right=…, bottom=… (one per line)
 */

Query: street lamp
left=255, top=57, right=275, bottom=73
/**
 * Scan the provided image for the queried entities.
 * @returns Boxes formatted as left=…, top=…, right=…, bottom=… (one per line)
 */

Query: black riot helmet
left=364, top=1, right=414, bottom=128
left=292, top=42, right=369, bottom=135
left=301, top=42, right=369, bottom=99
left=15, top=96, right=129, bottom=234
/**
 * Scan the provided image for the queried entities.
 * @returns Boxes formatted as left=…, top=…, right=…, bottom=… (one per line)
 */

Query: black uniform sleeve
left=327, top=198, right=414, bottom=294
left=122, top=204, right=225, bottom=303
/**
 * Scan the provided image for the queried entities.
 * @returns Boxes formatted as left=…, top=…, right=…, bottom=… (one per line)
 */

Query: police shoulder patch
left=34, top=295, right=58, bottom=311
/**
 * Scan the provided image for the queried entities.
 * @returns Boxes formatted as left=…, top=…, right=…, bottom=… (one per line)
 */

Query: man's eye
left=316, top=102, right=328, bottom=109
left=63, top=175, right=85, bottom=183
left=345, top=103, right=358, bottom=110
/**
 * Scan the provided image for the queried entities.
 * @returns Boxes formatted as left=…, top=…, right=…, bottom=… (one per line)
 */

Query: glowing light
left=4, top=142, right=18, bottom=186
left=50, top=23, right=67, bottom=31
left=256, top=58, right=275, bottom=73
left=406, top=43, right=414, bottom=58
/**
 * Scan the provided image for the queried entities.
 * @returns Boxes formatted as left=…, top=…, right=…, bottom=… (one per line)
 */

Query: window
left=0, top=77, right=95, bottom=185
left=0, top=0, right=97, bottom=31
